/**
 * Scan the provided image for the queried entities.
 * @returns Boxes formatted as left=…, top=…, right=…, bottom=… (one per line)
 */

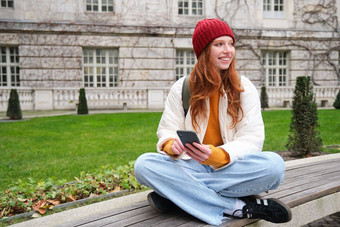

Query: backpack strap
left=181, top=75, right=242, bottom=117
left=181, top=76, right=191, bottom=117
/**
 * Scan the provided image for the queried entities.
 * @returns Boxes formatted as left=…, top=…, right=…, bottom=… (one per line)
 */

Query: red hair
left=188, top=44, right=244, bottom=131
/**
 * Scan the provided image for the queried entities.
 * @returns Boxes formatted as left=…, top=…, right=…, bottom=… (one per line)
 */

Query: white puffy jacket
left=156, top=76, right=265, bottom=170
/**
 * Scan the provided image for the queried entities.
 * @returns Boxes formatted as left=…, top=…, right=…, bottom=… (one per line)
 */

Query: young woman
left=134, top=18, right=292, bottom=226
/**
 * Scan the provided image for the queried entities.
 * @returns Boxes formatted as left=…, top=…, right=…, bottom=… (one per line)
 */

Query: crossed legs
left=134, top=152, right=285, bottom=226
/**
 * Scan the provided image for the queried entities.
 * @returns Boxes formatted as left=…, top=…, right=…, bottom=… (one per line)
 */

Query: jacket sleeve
left=156, top=77, right=186, bottom=154
left=219, top=76, right=265, bottom=167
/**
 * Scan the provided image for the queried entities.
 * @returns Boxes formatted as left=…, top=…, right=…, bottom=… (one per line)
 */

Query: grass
left=0, top=109, right=339, bottom=192
left=262, top=109, right=340, bottom=152
left=0, top=112, right=161, bottom=192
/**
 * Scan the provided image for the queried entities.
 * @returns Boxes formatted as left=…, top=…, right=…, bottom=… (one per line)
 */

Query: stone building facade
left=0, top=0, right=339, bottom=111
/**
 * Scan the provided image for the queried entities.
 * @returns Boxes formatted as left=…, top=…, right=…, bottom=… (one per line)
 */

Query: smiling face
left=209, top=36, right=235, bottom=71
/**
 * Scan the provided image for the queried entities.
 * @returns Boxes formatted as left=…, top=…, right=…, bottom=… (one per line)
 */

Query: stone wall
left=1, top=21, right=338, bottom=89
left=0, top=0, right=339, bottom=110
left=235, top=29, right=340, bottom=86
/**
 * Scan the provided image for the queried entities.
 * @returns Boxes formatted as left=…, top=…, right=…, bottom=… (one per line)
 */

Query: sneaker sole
left=267, top=198, right=292, bottom=223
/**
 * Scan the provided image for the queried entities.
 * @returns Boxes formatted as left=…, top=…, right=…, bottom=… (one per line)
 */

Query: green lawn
left=0, top=109, right=339, bottom=192
left=0, top=112, right=161, bottom=192
left=262, top=109, right=340, bottom=151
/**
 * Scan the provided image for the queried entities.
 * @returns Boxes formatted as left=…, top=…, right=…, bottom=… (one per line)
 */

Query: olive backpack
left=181, top=76, right=191, bottom=117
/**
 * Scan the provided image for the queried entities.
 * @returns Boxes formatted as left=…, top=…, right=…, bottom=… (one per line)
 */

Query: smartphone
left=177, top=130, right=201, bottom=147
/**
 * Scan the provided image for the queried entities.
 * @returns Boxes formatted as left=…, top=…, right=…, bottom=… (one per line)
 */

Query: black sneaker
left=234, top=196, right=292, bottom=223
left=147, top=191, right=175, bottom=212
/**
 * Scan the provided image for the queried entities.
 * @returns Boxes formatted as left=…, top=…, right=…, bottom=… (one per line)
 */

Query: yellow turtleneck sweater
left=162, top=91, right=230, bottom=168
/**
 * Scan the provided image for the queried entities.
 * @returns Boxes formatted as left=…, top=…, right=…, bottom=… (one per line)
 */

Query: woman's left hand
left=184, top=142, right=211, bottom=163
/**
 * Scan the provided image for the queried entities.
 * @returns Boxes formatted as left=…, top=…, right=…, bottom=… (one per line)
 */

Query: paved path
left=302, top=211, right=340, bottom=227
left=0, top=109, right=163, bottom=120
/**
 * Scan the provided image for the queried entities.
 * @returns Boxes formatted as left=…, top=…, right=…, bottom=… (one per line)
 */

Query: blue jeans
left=134, top=152, right=285, bottom=226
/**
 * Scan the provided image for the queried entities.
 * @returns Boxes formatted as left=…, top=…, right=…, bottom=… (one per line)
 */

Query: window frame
left=0, top=46, right=20, bottom=87
left=82, top=48, right=119, bottom=88
left=85, top=0, right=114, bottom=13
left=175, top=49, right=196, bottom=80
left=261, top=50, right=289, bottom=87
left=178, top=0, right=203, bottom=16
left=263, top=0, right=285, bottom=18
left=0, top=0, right=14, bottom=8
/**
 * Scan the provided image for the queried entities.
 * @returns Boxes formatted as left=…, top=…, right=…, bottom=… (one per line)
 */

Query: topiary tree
left=333, top=89, right=340, bottom=109
left=77, top=88, right=89, bottom=115
left=260, top=86, right=269, bottom=110
left=6, top=89, right=22, bottom=120
left=286, top=76, right=322, bottom=157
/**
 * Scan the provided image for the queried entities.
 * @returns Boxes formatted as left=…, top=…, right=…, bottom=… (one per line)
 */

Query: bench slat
left=285, top=158, right=338, bottom=171
left=100, top=210, right=164, bottom=226
left=262, top=170, right=340, bottom=197
left=284, top=161, right=340, bottom=179
left=283, top=168, right=339, bottom=184
left=129, top=211, right=192, bottom=226
left=60, top=202, right=150, bottom=227
left=283, top=181, right=340, bottom=207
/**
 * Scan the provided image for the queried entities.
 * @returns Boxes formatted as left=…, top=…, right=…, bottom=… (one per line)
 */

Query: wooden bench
left=59, top=154, right=340, bottom=227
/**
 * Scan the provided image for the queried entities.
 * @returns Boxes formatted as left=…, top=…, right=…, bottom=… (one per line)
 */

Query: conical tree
left=77, top=88, right=89, bottom=115
left=286, top=76, right=322, bottom=157
left=333, top=90, right=340, bottom=109
left=260, top=86, right=269, bottom=110
left=6, top=89, right=22, bottom=120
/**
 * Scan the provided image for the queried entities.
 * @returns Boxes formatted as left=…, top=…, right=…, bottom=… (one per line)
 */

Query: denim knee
left=263, top=152, right=285, bottom=187
left=134, top=153, right=149, bottom=183
left=134, top=152, right=159, bottom=183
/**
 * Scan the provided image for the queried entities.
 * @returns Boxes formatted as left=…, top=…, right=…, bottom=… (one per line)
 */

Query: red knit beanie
left=192, top=18, right=235, bottom=58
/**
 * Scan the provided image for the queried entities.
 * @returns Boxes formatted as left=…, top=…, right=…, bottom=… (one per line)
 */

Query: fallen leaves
left=32, top=200, right=47, bottom=214
left=47, top=199, right=61, bottom=206
left=0, top=161, right=147, bottom=219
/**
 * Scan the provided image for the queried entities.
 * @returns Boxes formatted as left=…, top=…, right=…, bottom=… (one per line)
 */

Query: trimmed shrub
left=77, top=88, right=89, bottom=115
left=260, top=86, right=269, bottom=110
left=6, top=89, right=22, bottom=120
left=286, top=76, right=322, bottom=157
left=333, top=90, right=340, bottom=109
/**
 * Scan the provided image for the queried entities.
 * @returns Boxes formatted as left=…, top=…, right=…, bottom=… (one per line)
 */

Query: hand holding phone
left=176, top=130, right=201, bottom=147
left=176, top=130, right=211, bottom=163
left=170, top=138, right=185, bottom=156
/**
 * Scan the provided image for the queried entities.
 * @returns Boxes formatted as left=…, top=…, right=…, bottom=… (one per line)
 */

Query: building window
left=83, top=49, right=119, bottom=87
left=175, top=49, right=196, bottom=80
left=178, top=0, right=203, bottom=16
left=263, top=0, right=285, bottom=18
left=261, top=51, right=288, bottom=87
left=1, top=0, right=13, bottom=7
left=0, top=47, right=20, bottom=87
left=86, top=0, right=114, bottom=12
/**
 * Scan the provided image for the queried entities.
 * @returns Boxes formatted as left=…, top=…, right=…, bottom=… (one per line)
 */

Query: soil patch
left=275, top=150, right=328, bottom=161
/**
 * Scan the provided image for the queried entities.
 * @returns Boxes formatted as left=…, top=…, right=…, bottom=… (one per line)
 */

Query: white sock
left=224, top=198, right=246, bottom=217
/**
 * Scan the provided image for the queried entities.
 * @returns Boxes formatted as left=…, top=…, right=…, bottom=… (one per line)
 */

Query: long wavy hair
left=188, top=43, right=244, bottom=131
